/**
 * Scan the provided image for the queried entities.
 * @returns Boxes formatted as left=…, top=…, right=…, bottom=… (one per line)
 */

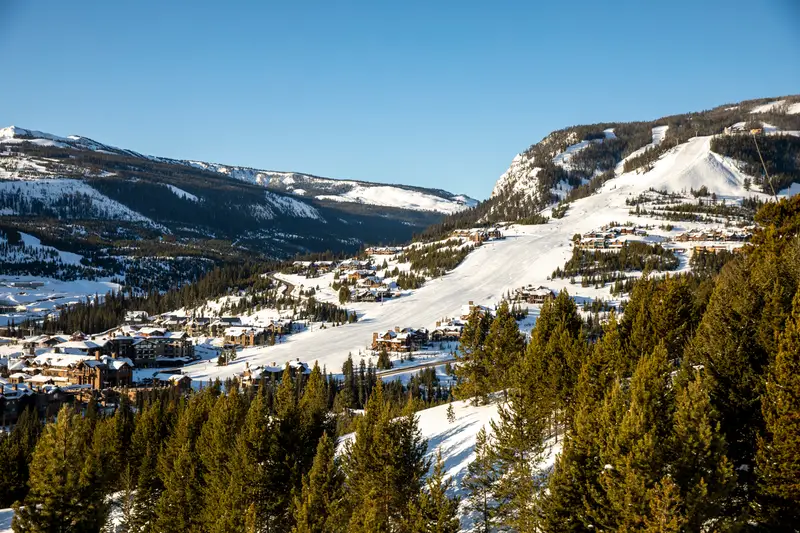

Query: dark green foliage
left=552, top=242, right=679, bottom=280
left=463, top=428, right=499, bottom=533
left=756, top=290, right=800, bottom=526
left=0, top=408, right=41, bottom=508
left=712, top=133, right=800, bottom=193
left=342, top=381, right=430, bottom=532
left=404, top=450, right=460, bottom=533
left=454, top=308, right=493, bottom=404
left=13, top=406, right=108, bottom=533
left=292, top=432, right=348, bottom=533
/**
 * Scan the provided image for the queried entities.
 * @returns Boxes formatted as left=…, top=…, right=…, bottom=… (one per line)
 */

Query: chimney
left=112, top=352, right=118, bottom=359
left=95, top=349, right=101, bottom=361
left=395, top=326, right=400, bottom=333
left=373, top=332, right=378, bottom=341
left=468, top=300, right=474, bottom=306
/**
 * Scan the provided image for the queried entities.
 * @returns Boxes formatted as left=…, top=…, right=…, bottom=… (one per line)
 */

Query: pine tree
left=446, top=403, right=455, bottom=424
left=13, top=405, right=108, bottom=532
left=130, top=400, right=169, bottom=533
left=153, top=391, right=213, bottom=533
left=539, top=342, right=621, bottom=532
left=483, top=301, right=526, bottom=390
left=292, top=432, right=348, bottom=533
left=405, top=449, right=460, bottom=533
left=690, top=258, right=771, bottom=515
left=463, top=428, right=499, bottom=533
left=343, top=380, right=429, bottom=532
left=199, top=387, right=248, bottom=532
left=454, top=308, right=493, bottom=404
left=671, top=370, right=735, bottom=530
left=377, top=346, right=393, bottom=370
left=757, top=289, right=800, bottom=527
left=490, top=377, right=548, bottom=532
left=594, top=344, right=673, bottom=531
left=224, top=387, right=278, bottom=532
left=0, top=407, right=40, bottom=508
left=643, top=477, right=685, bottom=533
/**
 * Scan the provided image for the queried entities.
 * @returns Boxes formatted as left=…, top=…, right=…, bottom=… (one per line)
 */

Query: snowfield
left=317, top=184, right=476, bottom=214
left=165, top=184, right=198, bottom=202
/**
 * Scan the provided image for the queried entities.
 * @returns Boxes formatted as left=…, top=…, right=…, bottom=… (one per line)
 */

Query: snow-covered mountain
left=0, top=126, right=476, bottom=216
left=0, top=125, right=477, bottom=288
left=181, top=161, right=477, bottom=215
left=490, top=95, right=800, bottom=215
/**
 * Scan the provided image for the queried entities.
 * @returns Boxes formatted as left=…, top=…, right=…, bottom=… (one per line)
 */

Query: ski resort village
left=0, top=89, right=799, bottom=532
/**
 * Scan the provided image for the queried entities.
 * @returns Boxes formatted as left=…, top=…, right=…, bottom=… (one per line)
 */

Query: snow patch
left=165, top=184, right=198, bottom=202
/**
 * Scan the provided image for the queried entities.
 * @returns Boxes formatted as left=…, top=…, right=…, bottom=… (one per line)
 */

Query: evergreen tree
left=0, top=407, right=41, bottom=508
left=292, top=432, right=348, bottom=533
left=224, top=387, right=279, bottom=532
left=454, top=308, right=493, bottom=404
left=463, top=428, right=499, bottom=533
left=490, top=381, right=548, bottom=531
left=299, top=362, right=336, bottom=474
left=405, top=449, right=460, bottom=533
left=153, top=391, right=213, bottom=533
left=343, top=381, right=429, bottom=532
left=670, top=370, right=735, bottom=530
left=199, top=387, right=248, bottom=532
left=643, top=477, right=685, bottom=533
left=594, top=344, right=673, bottom=531
left=377, top=347, right=393, bottom=370
left=483, top=301, right=526, bottom=390
left=446, top=403, right=455, bottom=424
left=130, top=400, right=169, bottom=533
left=757, top=289, right=800, bottom=527
left=13, top=406, right=108, bottom=533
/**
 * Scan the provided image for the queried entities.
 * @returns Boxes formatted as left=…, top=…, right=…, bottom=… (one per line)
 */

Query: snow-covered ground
left=317, top=184, right=475, bottom=214
left=164, top=184, right=198, bottom=202
left=338, top=398, right=561, bottom=530
left=0, top=276, right=120, bottom=326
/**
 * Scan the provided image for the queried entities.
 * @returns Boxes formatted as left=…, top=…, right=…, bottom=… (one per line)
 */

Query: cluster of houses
left=238, top=359, right=311, bottom=385
left=4, top=333, right=134, bottom=393
left=513, top=285, right=556, bottom=305
left=372, top=327, right=430, bottom=353
left=575, top=226, right=649, bottom=250
left=365, top=246, right=404, bottom=256
left=125, top=311, right=293, bottom=349
left=674, top=228, right=752, bottom=243
left=345, top=270, right=402, bottom=302
left=451, top=228, right=504, bottom=244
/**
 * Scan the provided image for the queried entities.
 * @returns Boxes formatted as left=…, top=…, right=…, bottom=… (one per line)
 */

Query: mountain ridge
left=0, top=125, right=476, bottom=215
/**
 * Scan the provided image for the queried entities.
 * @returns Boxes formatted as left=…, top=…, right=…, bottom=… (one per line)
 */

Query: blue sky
left=1, top=1, right=798, bottom=199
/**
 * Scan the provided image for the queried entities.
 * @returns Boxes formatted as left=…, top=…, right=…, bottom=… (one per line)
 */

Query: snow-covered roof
left=224, top=326, right=266, bottom=337
left=54, top=340, right=107, bottom=351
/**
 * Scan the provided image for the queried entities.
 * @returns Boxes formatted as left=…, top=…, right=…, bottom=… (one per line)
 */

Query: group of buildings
left=575, top=226, right=650, bottom=250
left=451, top=228, right=504, bottom=244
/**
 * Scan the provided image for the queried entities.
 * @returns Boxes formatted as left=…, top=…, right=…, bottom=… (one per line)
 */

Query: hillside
left=0, top=126, right=474, bottom=290
left=423, top=94, right=800, bottom=236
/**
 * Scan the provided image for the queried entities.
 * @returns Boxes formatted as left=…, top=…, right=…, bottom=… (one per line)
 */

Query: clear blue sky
left=1, top=1, right=798, bottom=199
